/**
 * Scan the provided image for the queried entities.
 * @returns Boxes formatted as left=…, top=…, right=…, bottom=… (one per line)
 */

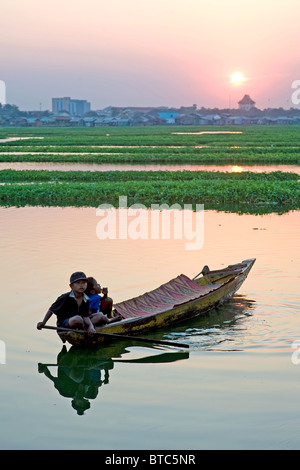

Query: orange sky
left=1, top=0, right=300, bottom=110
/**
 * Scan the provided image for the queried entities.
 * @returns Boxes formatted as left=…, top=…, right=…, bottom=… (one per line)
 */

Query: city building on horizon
left=238, top=94, right=255, bottom=112
left=52, top=97, right=91, bottom=116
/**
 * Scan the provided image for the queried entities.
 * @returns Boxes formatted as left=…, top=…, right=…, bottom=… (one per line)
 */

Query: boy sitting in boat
left=37, top=271, right=120, bottom=335
left=85, top=277, right=113, bottom=318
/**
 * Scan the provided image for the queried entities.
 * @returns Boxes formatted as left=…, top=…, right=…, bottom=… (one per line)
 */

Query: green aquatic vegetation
left=0, top=174, right=299, bottom=212
left=0, top=149, right=298, bottom=164
left=0, top=126, right=299, bottom=214
left=0, top=169, right=299, bottom=183
left=0, top=125, right=299, bottom=164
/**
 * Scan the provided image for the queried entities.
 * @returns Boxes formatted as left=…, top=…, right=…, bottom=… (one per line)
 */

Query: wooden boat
left=58, top=258, right=255, bottom=347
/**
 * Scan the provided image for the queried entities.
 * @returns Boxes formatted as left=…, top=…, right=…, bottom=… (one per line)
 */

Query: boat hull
left=58, top=258, right=255, bottom=346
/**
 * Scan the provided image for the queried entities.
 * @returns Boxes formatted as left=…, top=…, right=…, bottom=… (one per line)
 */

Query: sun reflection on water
left=231, top=165, right=244, bottom=173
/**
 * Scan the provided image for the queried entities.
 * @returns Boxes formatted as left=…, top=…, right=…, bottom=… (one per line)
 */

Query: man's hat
left=70, top=271, right=88, bottom=284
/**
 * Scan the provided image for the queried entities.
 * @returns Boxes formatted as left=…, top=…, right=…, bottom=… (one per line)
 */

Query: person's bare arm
left=37, top=310, right=53, bottom=330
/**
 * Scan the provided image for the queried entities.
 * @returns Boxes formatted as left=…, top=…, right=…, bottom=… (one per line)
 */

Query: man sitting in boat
left=85, top=277, right=113, bottom=318
left=36, top=271, right=121, bottom=335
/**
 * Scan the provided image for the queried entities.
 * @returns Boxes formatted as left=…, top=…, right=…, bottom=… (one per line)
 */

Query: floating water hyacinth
left=0, top=126, right=299, bottom=214
left=0, top=125, right=299, bottom=164
left=0, top=171, right=298, bottom=214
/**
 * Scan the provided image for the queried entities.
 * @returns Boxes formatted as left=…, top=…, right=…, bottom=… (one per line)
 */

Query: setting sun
left=231, top=72, right=245, bottom=84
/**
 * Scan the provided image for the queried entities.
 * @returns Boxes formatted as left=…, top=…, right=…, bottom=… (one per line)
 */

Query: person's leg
left=67, top=315, right=85, bottom=329
left=89, top=312, right=122, bottom=326
left=89, top=312, right=109, bottom=326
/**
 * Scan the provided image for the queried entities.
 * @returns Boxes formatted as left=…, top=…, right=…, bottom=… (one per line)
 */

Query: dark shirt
left=49, top=290, right=90, bottom=326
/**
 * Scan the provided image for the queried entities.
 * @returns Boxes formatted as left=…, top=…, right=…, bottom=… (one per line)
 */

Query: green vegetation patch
left=0, top=169, right=299, bottom=183
left=0, top=126, right=299, bottom=214
left=0, top=170, right=299, bottom=214
left=0, top=125, right=299, bottom=164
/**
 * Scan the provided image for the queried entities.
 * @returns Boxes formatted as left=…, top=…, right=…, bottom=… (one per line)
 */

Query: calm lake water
left=0, top=205, right=299, bottom=450
left=0, top=161, right=299, bottom=174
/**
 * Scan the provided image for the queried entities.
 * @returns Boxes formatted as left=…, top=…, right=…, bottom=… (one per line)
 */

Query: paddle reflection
left=38, top=342, right=189, bottom=415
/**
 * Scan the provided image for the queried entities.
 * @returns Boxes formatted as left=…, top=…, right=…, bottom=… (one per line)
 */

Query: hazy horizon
left=2, top=0, right=300, bottom=111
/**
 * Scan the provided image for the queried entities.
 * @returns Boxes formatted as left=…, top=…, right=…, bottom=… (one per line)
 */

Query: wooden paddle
left=41, top=325, right=189, bottom=349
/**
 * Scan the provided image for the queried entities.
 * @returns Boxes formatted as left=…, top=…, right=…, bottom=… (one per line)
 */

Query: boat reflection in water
left=37, top=294, right=255, bottom=415
left=145, top=294, right=256, bottom=351
left=38, top=343, right=189, bottom=415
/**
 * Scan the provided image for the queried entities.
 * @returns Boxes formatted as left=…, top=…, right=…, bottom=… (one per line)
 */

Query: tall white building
left=52, top=97, right=91, bottom=115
